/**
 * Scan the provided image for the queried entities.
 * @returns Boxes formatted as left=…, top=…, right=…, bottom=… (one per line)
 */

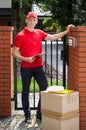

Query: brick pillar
left=68, top=26, right=86, bottom=130
left=0, top=26, right=14, bottom=116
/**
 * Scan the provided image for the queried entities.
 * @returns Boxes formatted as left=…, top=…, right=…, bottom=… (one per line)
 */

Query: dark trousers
left=20, top=66, right=48, bottom=119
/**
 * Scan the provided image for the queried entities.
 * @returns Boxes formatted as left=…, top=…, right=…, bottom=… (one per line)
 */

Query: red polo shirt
left=14, top=28, right=47, bottom=68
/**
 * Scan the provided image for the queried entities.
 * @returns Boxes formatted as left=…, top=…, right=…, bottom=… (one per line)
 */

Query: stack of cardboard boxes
left=41, top=91, right=79, bottom=130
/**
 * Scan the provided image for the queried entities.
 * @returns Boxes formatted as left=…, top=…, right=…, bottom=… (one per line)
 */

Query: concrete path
left=0, top=110, right=42, bottom=130
left=0, top=93, right=42, bottom=130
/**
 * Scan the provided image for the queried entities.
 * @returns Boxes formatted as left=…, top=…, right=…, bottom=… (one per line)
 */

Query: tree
left=12, top=0, right=86, bottom=31
left=12, top=0, right=34, bottom=32
left=38, top=0, right=86, bottom=29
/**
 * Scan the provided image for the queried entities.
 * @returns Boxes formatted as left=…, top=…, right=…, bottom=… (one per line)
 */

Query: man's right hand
left=26, top=56, right=36, bottom=63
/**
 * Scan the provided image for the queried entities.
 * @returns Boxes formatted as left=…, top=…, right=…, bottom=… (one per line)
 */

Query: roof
left=31, top=3, right=52, bottom=17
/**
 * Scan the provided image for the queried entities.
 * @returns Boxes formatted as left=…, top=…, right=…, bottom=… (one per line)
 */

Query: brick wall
left=68, top=26, right=86, bottom=130
left=0, top=26, right=13, bottom=116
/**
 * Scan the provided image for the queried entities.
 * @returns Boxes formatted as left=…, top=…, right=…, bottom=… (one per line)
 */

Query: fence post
left=0, top=26, right=14, bottom=116
left=68, top=26, right=86, bottom=130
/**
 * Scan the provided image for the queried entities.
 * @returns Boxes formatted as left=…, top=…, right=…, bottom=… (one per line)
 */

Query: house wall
left=0, top=0, right=11, bottom=26
left=0, top=17, right=11, bottom=26
left=0, top=0, right=11, bottom=8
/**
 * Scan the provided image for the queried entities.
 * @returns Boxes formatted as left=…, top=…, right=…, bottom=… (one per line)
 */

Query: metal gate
left=13, top=36, right=68, bottom=110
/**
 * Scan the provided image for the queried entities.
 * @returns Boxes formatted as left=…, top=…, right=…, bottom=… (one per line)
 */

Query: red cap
left=26, top=12, right=37, bottom=18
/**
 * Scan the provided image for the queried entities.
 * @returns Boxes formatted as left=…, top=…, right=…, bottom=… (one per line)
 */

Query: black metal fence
left=13, top=36, right=68, bottom=110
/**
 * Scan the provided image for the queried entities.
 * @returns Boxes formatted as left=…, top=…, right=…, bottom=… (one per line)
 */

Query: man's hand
left=26, top=56, right=36, bottom=63
left=66, top=24, right=75, bottom=33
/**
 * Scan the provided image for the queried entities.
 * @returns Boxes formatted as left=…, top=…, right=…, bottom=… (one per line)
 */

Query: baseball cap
left=26, top=12, right=37, bottom=18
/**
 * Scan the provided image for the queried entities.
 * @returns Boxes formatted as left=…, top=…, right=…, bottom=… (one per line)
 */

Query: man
left=12, top=11, right=75, bottom=123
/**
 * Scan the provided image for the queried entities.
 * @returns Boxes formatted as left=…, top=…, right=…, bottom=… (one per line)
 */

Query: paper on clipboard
left=32, top=52, right=47, bottom=59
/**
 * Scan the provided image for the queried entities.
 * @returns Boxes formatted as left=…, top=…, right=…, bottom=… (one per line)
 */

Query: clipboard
left=32, top=52, right=47, bottom=59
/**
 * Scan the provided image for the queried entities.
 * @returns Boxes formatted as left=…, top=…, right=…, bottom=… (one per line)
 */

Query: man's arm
left=12, top=47, right=36, bottom=63
left=45, top=24, right=75, bottom=41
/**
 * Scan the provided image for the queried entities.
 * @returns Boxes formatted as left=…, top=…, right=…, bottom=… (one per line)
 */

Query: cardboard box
left=42, top=113, right=79, bottom=130
left=41, top=91, right=79, bottom=116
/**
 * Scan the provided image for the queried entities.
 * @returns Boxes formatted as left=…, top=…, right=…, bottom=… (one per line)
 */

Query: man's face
left=25, top=17, right=38, bottom=28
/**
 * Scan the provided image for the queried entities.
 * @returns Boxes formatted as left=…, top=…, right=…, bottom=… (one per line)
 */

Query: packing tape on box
left=42, top=109, right=79, bottom=120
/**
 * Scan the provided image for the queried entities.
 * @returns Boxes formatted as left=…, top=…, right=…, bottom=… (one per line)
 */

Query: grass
left=13, top=78, right=64, bottom=93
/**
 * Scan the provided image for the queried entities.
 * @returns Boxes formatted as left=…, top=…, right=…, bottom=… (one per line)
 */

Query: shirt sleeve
left=39, top=30, right=48, bottom=40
